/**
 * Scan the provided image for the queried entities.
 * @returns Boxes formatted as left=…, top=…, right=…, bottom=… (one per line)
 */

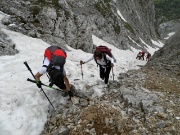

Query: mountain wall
left=153, top=0, right=180, bottom=39
left=0, top=0, right=158, bottom=52
left=146, top=29, right=180, bottom=77
left=0, top=29, right=19, bottom=56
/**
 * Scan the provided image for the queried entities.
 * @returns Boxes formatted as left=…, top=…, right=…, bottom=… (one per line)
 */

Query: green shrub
left=124, top=22, right=135, bottom=34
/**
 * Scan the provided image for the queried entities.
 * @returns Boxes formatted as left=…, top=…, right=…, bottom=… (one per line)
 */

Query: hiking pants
left=54, top=81, right=66, bottom=90
left=99, top=65, right=111, bottom=84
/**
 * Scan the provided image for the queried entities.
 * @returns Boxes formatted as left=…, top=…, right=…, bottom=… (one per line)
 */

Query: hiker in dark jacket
left=136, top=52, right=142, bottom=60
left=146, top=53, right=151, bottom=61
left=35, top=46, right=73, bottom=97
left=80, top=50, right=114, bottom=87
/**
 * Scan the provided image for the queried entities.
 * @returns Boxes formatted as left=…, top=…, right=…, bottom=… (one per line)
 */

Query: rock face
left=158, top=20, right=180, bottom=39
left=0, top=0, right=157, bottom=52
left=146, top=29, right=180, bottom=77
left=153, top=0, right=180, bottom=39
left=0, top=29, right=19, bottom=56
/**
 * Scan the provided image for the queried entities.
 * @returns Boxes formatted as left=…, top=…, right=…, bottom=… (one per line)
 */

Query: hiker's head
left=94, top=50, right=103, bottom=60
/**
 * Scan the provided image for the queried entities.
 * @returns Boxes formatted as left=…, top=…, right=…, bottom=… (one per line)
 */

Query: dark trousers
left=54, top=81, right=66, bottom=90
left=99, top=65, right=111, bottom=84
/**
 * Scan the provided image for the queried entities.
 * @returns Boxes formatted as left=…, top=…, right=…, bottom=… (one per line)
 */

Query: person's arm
left=35, top=72, right=43, bottom=81
left=35, top=57, right=49, bottom=81
left=106, top=54, right=114, bottom=65
left=80, top=56, right=94, bottom=64
left=64, top=75, right=74, bottom=97
left=64, top=75, right=71, bottom=92
left=34, top=72, right=43, bottom=88
left=34, top=58, right=49, bottom=87
left=62, top=68, right=71, bottom=92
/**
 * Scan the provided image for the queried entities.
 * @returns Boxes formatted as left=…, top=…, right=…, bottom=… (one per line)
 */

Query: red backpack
left=95, top=45, right=113, bottom=66
left=96, top=45, right=112, bottom=58
left=44, top=46, right=67, bottom=84
left=44, top=46, right=67, bottom=67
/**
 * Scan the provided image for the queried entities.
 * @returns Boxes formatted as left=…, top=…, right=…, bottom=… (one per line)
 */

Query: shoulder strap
left=94, top=53, right=108, bottom=66
left=104, top=53, right=111, bottom=66
left=103, top=53, right=107, bottom=65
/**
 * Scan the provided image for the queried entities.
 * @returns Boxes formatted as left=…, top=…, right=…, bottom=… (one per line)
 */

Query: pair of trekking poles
left=80, top=62, right=115, bottom=81
left=24, top=61, right=89, bottom=110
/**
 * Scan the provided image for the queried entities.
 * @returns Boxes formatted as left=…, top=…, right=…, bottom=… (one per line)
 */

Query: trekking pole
left=24, top=61, right=56, bottom=110
left=112, top=67, right=114, bottom=81
left=81, top=62, right=83, bottom=79
left=27, top=78, right=64, bottom=92
left=27, top=78, right=90, bottom=101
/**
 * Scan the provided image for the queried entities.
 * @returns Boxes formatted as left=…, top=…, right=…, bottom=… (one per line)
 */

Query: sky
left=0, top=11, right=164, bottom=135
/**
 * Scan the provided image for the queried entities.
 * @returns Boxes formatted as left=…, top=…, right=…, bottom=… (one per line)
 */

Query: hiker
left=146, top=52, right=151, bottom=61
left=80, top=49, right=114, bottom=87
left=136, top=52, right=142, bottom=60
left=141, top=50, right=145, bottom=60
left=35, top=46, right=74, bottom=97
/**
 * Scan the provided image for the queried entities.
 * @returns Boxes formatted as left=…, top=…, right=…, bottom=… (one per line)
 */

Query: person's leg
left=104, top=66, right=111, bottom=84
left=99, top=66, right=105, bottom=80
left=55, top=82, right=68, bottom=97
left=142, top=54, right=144, bottom=60
left=55, top=81, right=66, bottom=90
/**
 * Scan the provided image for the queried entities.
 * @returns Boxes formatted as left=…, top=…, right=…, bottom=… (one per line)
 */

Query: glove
left=80, top=60, right=84, bottom=65
left=37, top=81, right=42, bottom=88
left=68, top=90, right=74, bottom=97
left=111, top=63, right=114, bottom=67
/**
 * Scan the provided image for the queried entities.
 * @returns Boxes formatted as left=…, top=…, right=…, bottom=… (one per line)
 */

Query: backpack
left=95, top=45, right=113, bottom=66
left=96, top=45, right=112, bottom=57
left=44, top=46, right=67, bottom=84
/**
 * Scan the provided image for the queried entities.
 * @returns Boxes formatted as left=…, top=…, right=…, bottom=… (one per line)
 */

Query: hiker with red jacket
left=80, top=47, right=114, bottom=88
left=35, top=46, right=73, bottom=97
left=141, top=50, right=145, bottom=60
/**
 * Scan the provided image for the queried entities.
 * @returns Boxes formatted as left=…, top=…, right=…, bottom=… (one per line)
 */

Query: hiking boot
left=61, top=92, right=68, bottom=97
left=70, top=84, right=77, bottom=94
left=101, top=77, right=104, bottom=80
left=104, top=84, right=109, bottom=88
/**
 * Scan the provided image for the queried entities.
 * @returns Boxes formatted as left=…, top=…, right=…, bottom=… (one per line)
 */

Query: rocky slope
left=39, top=24, right=180, bottom=135
left=0, top=29, right=19, bottom=56
left=146, top=29, right=180, bottom=78
left=40, top=69, right=180, bottom=135
left=0, top=0, right=158, bottom=53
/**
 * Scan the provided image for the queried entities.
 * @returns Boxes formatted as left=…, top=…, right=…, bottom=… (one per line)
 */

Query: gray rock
left=155, top=121, right=167, bottom=128
left=0, top=29, right=19, bottom=56
left=59, top=127, right=70, bottom=135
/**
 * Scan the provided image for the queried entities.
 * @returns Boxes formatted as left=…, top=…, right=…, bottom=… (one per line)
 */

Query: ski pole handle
left=24, top=61, right=31, bottom=71
left=24, top=61, right=37, bottom=81
left=27, top=78, right=36, bottom=83
left=27, top=78, right=45, bottom=86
